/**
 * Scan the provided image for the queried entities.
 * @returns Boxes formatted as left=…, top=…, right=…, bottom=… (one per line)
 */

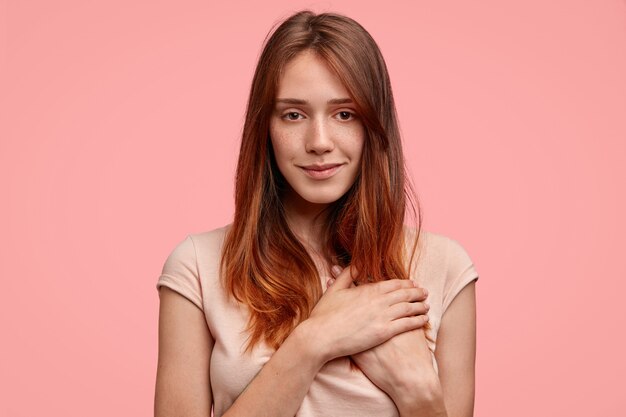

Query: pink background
left=1, top=0, right=625, bottom=415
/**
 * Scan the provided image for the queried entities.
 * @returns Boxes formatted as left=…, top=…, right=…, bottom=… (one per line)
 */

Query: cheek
left=270, top=126, right=299, bottom=160
left=342, top=127, right=366, bottom=159
left=270, top=125, right=302, bottom=182
left=354, top=136, right=365, bottom=157
left=270, top=136, right=293, bottom=160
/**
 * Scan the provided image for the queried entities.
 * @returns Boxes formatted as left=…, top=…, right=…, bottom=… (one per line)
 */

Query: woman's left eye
left=337, top=111, right=355, bottom=121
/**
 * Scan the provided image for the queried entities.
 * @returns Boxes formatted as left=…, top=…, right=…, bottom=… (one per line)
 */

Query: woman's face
left=269, top=50, right=366, bottom=209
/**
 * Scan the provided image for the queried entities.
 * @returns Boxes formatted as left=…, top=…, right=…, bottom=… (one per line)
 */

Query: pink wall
left=1, top=0, right=625, bottom=415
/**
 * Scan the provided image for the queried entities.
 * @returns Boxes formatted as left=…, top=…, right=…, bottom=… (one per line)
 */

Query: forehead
left=275, top=51, right=350, bottom=100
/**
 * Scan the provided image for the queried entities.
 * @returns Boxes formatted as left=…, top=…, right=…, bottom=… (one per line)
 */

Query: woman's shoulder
left=188, top=223, right=233, bottom=248
left=402, top=225, right=451, bottom=254
left=402, top=225, right=479, bottom=306
left=402, top=225, right=477, bottom=276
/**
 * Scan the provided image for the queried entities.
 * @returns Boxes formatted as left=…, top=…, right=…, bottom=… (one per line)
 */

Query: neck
left=282, top=190, right=329, bottom=253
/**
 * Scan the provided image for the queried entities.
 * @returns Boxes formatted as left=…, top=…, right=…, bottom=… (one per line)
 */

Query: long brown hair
left=220, top=10, right=430, bottom=356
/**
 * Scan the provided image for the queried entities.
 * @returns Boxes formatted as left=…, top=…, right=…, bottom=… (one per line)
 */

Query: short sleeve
left=156, top=235, right=204, bottom=311
left=442, top=237, right=479, bottom=313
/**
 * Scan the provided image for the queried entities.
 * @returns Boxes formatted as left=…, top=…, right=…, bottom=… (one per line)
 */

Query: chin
left=303, top=195, right=341, bottom=205
left=294, top=186, right=351, bottom=205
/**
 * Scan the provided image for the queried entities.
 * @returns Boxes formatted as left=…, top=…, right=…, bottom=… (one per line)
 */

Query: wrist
left=391, top=372, right=446, bottom=417
left=292, top=319, right=330, bottom=368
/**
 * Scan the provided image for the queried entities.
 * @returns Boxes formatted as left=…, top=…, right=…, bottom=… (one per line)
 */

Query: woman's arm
left=154, top=286, right=322, bottom=417
left=373, top=282, right=476, bottom=417
left=324, top=271, right=446, bottom=416
left=156, top=266, right=427, bottom=417
left=350, top=321, right=449, bottom=417
left=222, top=321, right=325, bottom=417
left=377, top=281, right=476, bottom=417
left=336, top=272, right=476, bottom=416
left=155, top=287, right=214, bottom=417
left=432, top=280, right=476, bottom=417
left=380, top=329, right=448, bottom=417
left=223, top=266, right=427, bottom=417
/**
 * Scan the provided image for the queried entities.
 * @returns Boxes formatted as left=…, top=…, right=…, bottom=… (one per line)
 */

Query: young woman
left=155, top=10, right=479, bottom=417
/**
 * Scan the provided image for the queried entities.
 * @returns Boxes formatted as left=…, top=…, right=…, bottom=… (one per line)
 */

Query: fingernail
left=424, top=302, right=430, bottom=309
left=331, top=265, right=342, bottom=277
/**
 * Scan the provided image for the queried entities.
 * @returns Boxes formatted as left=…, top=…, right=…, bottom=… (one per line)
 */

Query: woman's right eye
left=283, top=112, right=303, bottom=121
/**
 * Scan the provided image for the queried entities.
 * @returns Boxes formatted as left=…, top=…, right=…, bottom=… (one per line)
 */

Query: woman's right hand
left=301, top=265, right=429, bottom=364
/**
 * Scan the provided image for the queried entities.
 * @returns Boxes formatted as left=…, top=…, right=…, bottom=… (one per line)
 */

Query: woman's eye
left=283, top=112, right=302, bottom=121
left=337, top=111, right=355, bottom=121
left=281, top=111, right=355, bottom=121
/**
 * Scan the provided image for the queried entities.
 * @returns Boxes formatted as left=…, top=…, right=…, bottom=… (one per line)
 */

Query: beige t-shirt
left=156, top=224, right=479, bottom=416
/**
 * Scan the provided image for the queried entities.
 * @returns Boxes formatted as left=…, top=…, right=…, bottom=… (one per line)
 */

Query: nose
left=305, top=118, right=335, bottom=154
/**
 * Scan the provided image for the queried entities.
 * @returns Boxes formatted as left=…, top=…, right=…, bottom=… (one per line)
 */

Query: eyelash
left=281, top=111, right=356, bottom=122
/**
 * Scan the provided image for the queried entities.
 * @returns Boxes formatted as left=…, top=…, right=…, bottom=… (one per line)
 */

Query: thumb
left=326, top=265, right=357, bottom=291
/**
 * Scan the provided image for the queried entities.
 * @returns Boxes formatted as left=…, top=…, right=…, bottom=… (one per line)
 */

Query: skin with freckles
left=269, top=50, right=365, bottom=245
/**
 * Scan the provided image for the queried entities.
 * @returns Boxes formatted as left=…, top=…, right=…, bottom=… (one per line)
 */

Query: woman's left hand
left=353, top=328, right=445, bottom=412
left=326, top=268, right=442, bottom=411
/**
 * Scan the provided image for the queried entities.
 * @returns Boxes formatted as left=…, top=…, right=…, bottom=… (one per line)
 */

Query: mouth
left=299, top=163, right=344, bottom=180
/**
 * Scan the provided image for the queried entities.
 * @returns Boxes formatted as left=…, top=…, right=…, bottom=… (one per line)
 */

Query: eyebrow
left=275, top=98, right=354, bottom=105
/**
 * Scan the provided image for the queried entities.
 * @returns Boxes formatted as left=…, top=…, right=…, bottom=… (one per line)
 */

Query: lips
left=300, top=163, right=343, bottom=171
left=299, top=163, right=344, bottom=180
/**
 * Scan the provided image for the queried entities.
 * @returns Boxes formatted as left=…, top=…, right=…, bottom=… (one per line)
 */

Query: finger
left=326, top=265, right=357, bottom=291
left=326, top=277, right=349, bottom=288
left=384, top=287, right=429, bottom=305
left=387, top=301, right=430, bottom=320
left=374, top=278, right=418, bottom=294
left=387, top=315, right=430, bottom=336
left=417, top=285, right=429, bottom=300
left=328, top=266, right=356, bottom=289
